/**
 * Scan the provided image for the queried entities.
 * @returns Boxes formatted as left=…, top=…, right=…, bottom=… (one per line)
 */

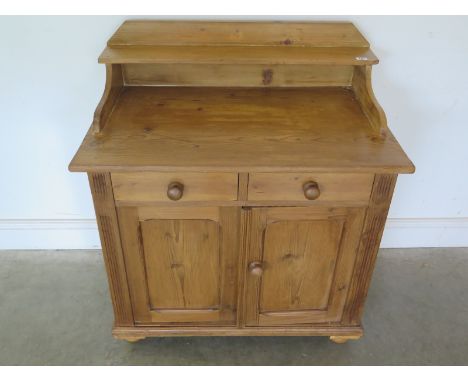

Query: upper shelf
left=99, top=21, right=378, bottom=65
left=108, top=20, right=370, bottom=47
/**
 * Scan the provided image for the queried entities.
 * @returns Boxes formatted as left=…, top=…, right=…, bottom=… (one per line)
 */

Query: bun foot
left=329, top=335, right=361, bottom=344
left=116, top=335, right=146, bottom=343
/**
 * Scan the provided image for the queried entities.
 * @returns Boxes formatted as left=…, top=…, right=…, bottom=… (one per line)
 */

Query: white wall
left=1, top=16, right=467, bottom=249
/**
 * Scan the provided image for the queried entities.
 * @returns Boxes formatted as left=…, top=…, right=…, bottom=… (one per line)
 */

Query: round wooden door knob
left=167, top=182, right=184, bottom=201
left=303, top=181, right=320, bottom=200
left=248, top=261, right=264, bottom=277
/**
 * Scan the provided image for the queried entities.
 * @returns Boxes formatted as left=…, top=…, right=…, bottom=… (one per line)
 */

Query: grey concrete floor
left=0, top=248, right=467, bottom=365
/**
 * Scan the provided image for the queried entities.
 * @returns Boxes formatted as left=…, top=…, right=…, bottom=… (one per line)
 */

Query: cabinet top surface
left=99, top=21, right=378, bottom=65
left=108, top=20, right=369, bottom=48
left=69, top=87, right=414, bottom=173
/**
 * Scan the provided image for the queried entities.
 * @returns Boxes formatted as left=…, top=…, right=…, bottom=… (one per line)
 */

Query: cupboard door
left=118, top=206, right=240, bottom=325
left=243, top=207, right=365, bottom=326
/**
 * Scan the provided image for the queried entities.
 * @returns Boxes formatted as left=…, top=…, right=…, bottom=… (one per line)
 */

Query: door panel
left=118, top=206, right=240, bottom=325
left=141, top=219, right=220, bottom=310
left=260, top=219, right=344, bottom=312
left=244, top=206, right=365, bottom=326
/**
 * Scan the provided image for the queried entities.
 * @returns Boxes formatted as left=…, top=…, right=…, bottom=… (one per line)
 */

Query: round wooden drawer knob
left=248, top=261, right=263, bottom=277
left=303, top=181, right=320, bottom=200
left=167, top=182, right=184, bottom=201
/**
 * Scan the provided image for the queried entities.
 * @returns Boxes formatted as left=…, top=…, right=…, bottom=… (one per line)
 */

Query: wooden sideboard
left=69, top=20, right=414, bottom=343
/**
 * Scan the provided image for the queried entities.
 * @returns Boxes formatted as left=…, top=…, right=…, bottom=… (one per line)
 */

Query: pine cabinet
left=70, top=21, right=414, bottom=343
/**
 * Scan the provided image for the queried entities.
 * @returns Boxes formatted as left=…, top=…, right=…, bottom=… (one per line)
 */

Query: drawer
left=112, top=172, right=238, bottom=202
left=248, top=173, right=374, bottom=203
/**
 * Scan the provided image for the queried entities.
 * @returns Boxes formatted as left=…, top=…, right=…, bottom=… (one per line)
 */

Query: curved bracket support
left=92, top=64, right=124, bottom=135
left=352, top=65, right=388, bottom=137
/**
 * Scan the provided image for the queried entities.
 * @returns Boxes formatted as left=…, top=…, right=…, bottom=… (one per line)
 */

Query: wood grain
left=244, top=206, right=365, bottom=326
left=243, top=207, right=266, bottom=326
left=115, top=200, right=374, bottom=208
left=123, top=64, right=354, bottom=87
left=342, top=174, right=398, bottom=325
left=118, top=205, right=239, bottom=325
left=109, top=21, right=370, bottom=48
left=137, top=206, right=220, bottom=221
left=141, top=219, right=220, bottom=309
left=116, top=207, right=151, bottom=322
left=148, top=309, right=224, bottom=323
left=248, top=173, right=374, bottom=203
left=100, top=46, right=378, bottom=65
left=100, top=21, right=376, bottom=66
left=112, top=324, right=364, bottom=338
left=352, top=65, right=387, bottom=135
left=219, top=207, right=241, bottom=319
left=260, top=219, right=344, bottom=312
left=236, top=207, right=250, bottom=328
left=111, top=172, right=238, bottom=202
left=88, top=173, right=133, bottom=326
left=70, top=21, right=413, bottom=340
left=237, top=173, right=249, bottom=201
left=70, top=87, right=414, bottom=174
left=92, top=64, right=123, bottom=134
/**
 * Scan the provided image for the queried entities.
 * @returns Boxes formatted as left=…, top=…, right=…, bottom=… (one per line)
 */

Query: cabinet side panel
left=342, top=174, right=397, bottom=325
left=92, top=64, right=123, bottom=134
left=88, top=172, right=134, bottom=326
left=352, top=66, right=387, bottom=136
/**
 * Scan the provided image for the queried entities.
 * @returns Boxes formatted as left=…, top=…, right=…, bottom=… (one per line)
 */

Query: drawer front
left=248, top=173, right=374, bottom=203
left=112, top=172, right=238, bottom=202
